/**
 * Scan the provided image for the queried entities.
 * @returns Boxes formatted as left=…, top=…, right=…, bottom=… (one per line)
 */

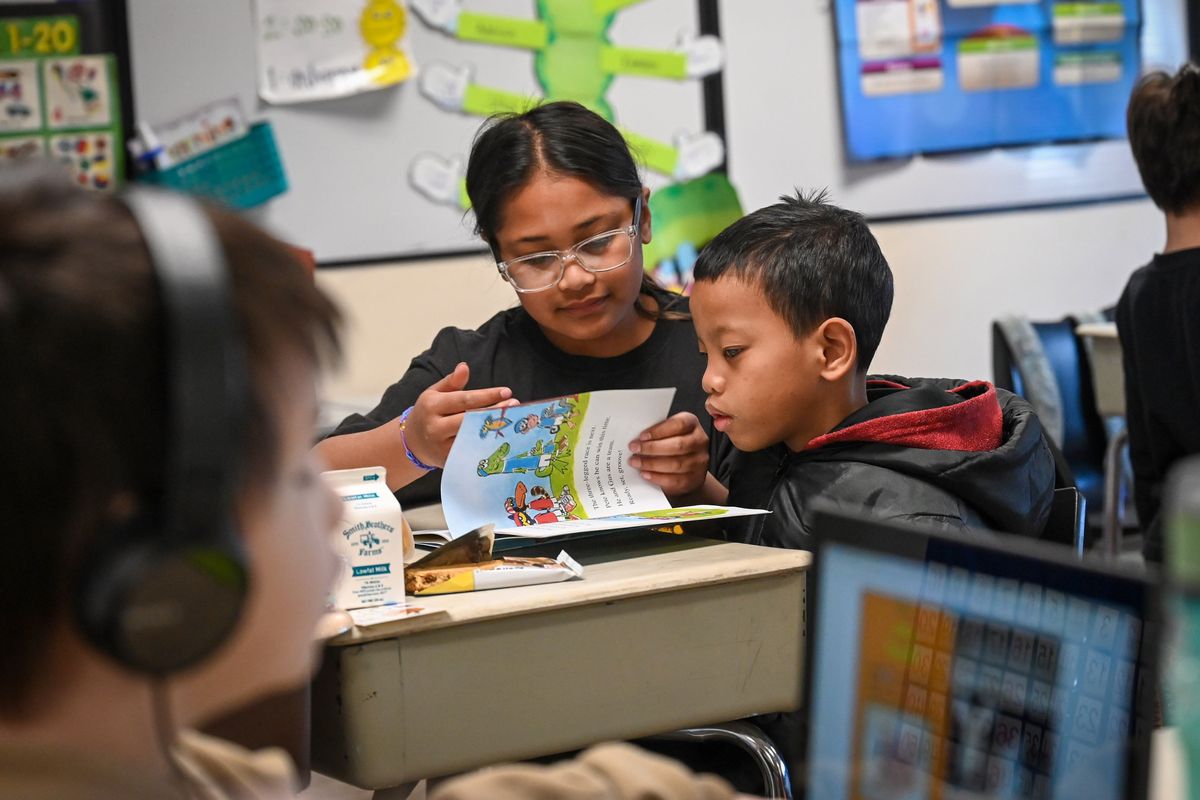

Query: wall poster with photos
left=0, top=0, right=131, bottom=190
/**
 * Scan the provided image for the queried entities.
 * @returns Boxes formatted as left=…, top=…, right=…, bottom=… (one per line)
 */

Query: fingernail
left=639, top=432, right=651, bottom=442
left=640, top=472, right=652, bottom=481
left=500, top=387, right=512, bottom=399
left=628, top=441, right=641, bottom=454
left=628, top=456, right=641, bottom=468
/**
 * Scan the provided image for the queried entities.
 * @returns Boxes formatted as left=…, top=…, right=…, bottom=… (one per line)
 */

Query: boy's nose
left=701, top=366, right=723, bottom=394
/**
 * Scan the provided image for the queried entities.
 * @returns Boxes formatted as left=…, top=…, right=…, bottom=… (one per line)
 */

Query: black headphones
left=73, top=188, right=249, bottom=675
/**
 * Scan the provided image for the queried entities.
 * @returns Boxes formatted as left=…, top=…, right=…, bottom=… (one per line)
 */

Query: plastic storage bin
left=139, top=121, right=287, bottom=209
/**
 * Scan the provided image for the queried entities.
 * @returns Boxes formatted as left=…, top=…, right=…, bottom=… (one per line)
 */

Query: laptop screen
left=805, top=511, right=1158, bottom=800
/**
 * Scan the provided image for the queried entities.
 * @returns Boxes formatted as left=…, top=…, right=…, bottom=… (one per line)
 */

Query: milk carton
left=323, top=467, right=414, bottom=609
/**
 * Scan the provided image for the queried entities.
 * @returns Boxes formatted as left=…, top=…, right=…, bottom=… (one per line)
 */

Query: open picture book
left=414, top=387, right=766, bottom=546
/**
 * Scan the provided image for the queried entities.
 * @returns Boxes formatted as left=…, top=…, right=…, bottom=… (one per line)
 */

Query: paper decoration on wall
left=0, top=60, right=42, bottom=132
left=50, top=130, right=115, bottom=190
left=405, top=0, right=741, bottom=293
left=43, top=55, right=112, bottom=129
left=253, top=0, right=416, bottom=104
left=0, top=133, right=45, bottom=163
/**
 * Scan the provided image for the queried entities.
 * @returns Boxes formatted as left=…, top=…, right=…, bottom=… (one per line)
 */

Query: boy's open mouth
left=706, top=402, right=732, bottom=431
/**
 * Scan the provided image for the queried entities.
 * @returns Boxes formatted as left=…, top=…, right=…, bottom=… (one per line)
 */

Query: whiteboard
left=126, top=0, right=715, bottom=264
left=719, top=0, right=1189, bottom=220
left=127, top=0, right=1190, bottom=262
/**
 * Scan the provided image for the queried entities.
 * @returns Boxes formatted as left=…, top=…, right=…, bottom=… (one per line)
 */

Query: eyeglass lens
left=505, top=228, right=634, bottom=291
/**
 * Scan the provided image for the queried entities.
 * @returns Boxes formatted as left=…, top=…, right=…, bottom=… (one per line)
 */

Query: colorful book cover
left=439, top=387, right=765, bottom=538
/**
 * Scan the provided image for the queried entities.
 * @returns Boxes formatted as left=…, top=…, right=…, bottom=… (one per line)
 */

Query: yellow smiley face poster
left=253, top=0, right=416, bottom=105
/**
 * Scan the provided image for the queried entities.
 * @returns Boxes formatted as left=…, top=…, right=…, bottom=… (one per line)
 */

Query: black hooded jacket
left=727, top=377, right=1056, bottom=549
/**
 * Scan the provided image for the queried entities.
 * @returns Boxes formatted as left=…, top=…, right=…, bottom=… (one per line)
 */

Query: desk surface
left=1075, top=321, right=1118, bottom=339
left=313, top=531, right=810, bottom=788
left=330, top=531, right=812, bottom=645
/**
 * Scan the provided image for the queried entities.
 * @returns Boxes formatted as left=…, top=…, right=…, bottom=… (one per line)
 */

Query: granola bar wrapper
left=405, top=551, right=583, bottom=596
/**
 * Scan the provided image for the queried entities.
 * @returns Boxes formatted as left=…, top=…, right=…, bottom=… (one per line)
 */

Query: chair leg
left=651, top=720, right=792, bottom=799
left=1103, top=426, right=1129, bottom=560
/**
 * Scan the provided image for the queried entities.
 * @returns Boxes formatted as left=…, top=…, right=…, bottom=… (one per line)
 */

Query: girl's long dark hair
left=464, top=101, right=684, bottom=320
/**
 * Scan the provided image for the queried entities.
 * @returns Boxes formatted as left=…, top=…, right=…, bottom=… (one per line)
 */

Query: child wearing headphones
left=317, top=101, right=731, bottom=509
left=0, top=167, right=343, bottom=798
left=0, top=169, right=743, bottom=799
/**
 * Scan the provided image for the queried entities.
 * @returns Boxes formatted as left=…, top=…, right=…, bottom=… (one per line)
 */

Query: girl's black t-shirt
left=327, top=290, right=732, bottom=508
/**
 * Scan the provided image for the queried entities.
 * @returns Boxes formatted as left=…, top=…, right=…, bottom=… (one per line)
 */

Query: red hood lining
left=866, top=379, right=910, bottom=390
left=806, top=380, right=1003, bottom=453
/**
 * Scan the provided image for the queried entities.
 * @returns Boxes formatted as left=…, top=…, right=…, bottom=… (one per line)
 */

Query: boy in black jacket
left=690, top=190, right=1055, bottom=550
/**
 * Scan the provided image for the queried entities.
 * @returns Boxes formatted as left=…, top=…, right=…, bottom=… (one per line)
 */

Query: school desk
left=309, top=529, right=811, bottom=791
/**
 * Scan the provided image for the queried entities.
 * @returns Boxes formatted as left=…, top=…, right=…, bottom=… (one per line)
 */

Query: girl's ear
left=816, top=317, right=859, bottom=382
left=639, top=186, right=652, bottom=245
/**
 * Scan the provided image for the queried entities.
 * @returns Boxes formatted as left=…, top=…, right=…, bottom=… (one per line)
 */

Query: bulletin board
left=0, top=0, right=132, bottom=190
left=834, top=0, right=1142, bottom=161
left=125, top=0, right=731, bottom=267
left=719, top=0, right=1189, bottom=221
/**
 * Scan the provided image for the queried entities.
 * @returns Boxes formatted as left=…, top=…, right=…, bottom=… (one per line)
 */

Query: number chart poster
left=834, top=0, right=1141, bottom=160
left=0, top=11, right=122, bottom=190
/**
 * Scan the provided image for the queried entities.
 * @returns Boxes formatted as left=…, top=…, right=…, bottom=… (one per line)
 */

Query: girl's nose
left=557, top=254, right=596, bottom=292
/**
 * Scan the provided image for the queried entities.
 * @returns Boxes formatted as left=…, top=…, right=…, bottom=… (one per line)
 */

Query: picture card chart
left=0, top=60, right=41, bottom=132
left=0, top=8, right=122, bottom=189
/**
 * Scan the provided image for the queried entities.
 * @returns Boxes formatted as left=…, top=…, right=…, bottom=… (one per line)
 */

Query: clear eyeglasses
left=496, top=195, right=643, bottom=293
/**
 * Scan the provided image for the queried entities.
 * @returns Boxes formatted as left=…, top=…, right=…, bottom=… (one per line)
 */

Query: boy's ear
left=639, top=185, right=652, bottom=245
left=816, top=317, right=858, bottom=381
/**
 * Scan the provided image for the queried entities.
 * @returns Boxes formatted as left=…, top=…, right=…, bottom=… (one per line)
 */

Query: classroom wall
left=295, top=0, right=1174, bottom=403
left=316, top=196, right=1163, bottom=401
left=315, top=252, right=511, bottom=401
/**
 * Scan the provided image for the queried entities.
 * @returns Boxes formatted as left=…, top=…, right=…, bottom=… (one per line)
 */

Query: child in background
left=690, top=189, right=1056, bottom=550
left=1116, top=64, right=1200, bottom=564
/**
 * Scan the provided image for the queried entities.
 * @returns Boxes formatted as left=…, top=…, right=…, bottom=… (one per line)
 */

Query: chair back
left=992, top=317, right=1109, bottom=511
left=1042, top=486, right=1088, bottom=556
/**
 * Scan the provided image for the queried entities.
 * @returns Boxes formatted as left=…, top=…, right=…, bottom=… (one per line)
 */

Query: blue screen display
left=833, top=0, right=1142, bottom=160
left=807, top=540, right=1152, bottom=799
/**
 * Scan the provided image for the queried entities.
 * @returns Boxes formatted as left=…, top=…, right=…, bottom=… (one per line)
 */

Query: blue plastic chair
left=992, top=317, right=1109, bottom=533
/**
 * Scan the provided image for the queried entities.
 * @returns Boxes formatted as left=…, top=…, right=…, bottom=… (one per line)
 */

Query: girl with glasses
left=318, top=101, right=732, bottom=509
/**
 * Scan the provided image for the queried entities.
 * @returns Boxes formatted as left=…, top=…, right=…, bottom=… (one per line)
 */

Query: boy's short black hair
left=693, top=189, right=894, bottom=370
left=1127, top=64, right=1200, bottom=214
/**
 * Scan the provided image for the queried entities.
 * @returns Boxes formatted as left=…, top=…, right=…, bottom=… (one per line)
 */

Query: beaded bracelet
left=398, top=405, right=437, bottom=472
